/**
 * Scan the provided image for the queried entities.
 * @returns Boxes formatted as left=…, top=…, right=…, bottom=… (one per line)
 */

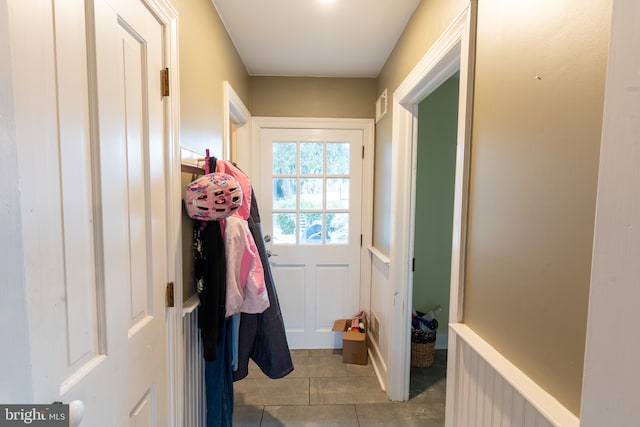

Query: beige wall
left=172, top=0, right=249, bottom=157
left=171, top=0, right=250, bottom=299
left=249, top=76, right=376, bottom=118
left=374, top=0, right=468, bottom=253
left=464, top=0, right=611, bottom=415
left=377, top=0, right=612, bottom=416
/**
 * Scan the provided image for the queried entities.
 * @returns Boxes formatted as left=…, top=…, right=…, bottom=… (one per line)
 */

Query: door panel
left=260, top=128, right=363, bottom=348
left=53, top=0, right=101, bottom=375
left=95, top=0, right=169, bottom=422
left=121, top=20, right=153, bottom=332
left=62, top=0, right=169, bottom=424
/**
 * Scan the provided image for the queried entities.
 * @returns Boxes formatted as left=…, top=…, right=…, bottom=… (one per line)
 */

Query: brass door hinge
left=161, top=68, right=170, bottom=97
left=166, top=282, right=174, bottom=308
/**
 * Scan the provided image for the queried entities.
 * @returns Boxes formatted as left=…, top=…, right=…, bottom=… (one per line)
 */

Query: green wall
left=412, top=77, right=459, bottom=335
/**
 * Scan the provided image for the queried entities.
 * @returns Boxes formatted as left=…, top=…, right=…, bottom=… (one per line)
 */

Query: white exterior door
left=259, top=127, right=364, bottom=349
left=5, top=0, right=175, bottom=425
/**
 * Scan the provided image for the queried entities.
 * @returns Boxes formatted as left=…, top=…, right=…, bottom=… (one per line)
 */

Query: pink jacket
left=221, top=216, right=269, bottom=316
left=216, top=160, right=252, bottom=220
left=215, top=160, right=269, bottom=316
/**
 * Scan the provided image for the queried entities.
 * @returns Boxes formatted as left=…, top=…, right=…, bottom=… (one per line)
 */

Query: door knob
left=51, top=400, right=84, bottom=426
left=264, top=234, right=272, bottom=242
left=267, top=250, right=278, bottom=258
left=69, top=400, right=85, bottom=427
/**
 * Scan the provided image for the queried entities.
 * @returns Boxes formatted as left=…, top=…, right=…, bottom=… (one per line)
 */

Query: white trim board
left=150, top=1, right=182, bottom=425
left=387, top=1, right=476, bottom=404
left=580, top=0, right=640, bottom=424
left=222, top=81, right=252, bottom=171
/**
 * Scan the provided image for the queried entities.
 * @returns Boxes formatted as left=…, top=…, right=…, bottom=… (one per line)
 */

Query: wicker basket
left=411, top=329, right=436, bottom=368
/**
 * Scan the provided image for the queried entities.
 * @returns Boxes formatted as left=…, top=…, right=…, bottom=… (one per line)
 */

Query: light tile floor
left=233, top=349, right=447, bottom=426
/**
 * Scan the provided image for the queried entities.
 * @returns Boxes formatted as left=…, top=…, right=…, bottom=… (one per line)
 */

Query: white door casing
left=253, top=118, right=374, bottom=349
left=6, top=0, right=181, bottom=424
left=580, top=0, right=640, bottom=424
left=388, top=1, right=475, bottom=406
left=223, top=80, right=252, bottom=168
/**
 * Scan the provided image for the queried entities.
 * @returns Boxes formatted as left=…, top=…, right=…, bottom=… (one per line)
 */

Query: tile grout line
left=234, top=350, right=447, bottom=425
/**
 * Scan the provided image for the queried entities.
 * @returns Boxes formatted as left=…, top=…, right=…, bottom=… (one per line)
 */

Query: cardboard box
left=332, top=318, right=367, bottom=365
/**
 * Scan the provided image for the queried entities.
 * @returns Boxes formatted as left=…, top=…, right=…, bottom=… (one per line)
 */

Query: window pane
left=300, top=142, right=323, bottom=175
left=299, top=178, right=323, bottom=210
left=273, top=142, right=297, bottom=174
left=327, top=142, right=350, bottom=174
left=300, top=212, right=323, bottom=245
left=273, top=213, right=297, bottom=244
left=326, top=178, right=349, bottom=209
left=273, top=178, right=297, bottom=209
left=327, top=213, right=349, bottom=245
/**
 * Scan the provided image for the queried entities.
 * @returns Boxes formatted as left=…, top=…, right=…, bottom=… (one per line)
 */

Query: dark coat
left=233, top=189, right=294, bottom=380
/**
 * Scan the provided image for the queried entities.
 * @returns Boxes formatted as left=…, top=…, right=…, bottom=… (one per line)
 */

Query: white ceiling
left=210, top=0, right=421, bottom=78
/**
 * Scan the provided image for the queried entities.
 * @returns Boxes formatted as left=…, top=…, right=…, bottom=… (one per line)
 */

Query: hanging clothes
left=213, top=159, right=269, bottom=317
left=187, top=156, right=235, bottom=427
left=233, top=189, right=294, bottom=381
left=188, top=156, right=291, bottom=427
left=193, top=217, right=227, bottom=361
left=219, top=215, right=269, bottom=316
left=204, top=317, right=233, bottom=427
left=191, top=156, right=228, bottom=361
left=215, top=160, right=252, bottom=220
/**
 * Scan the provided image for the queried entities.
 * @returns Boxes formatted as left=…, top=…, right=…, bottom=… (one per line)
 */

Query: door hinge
left=161, top=67, right=170, bottom=97
left=166, top=282, right=174, bottom=308
left=412, top=257, right=416, bottom=272
left=360, top=234, right=363, bottom=247
left=362, top=146, right=365, bottom=159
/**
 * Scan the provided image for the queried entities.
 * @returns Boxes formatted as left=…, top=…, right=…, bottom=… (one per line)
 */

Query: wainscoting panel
left=183, top=306, right=205, bottom=426
left=446, top=324, right=579, bottom=427
left=367, top=247, right=391, bottom=392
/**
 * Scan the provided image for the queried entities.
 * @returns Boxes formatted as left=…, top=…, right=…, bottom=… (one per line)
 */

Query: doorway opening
left=409, top=72, right=460, bottom=397
left=386, top=4, right=476, bottom=410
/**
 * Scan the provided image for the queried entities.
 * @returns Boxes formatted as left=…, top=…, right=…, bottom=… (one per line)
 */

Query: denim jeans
left=204, top=318, right=233, bottom=427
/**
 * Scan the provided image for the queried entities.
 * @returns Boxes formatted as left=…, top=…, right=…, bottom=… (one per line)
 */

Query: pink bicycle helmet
left=185, top=172, right=243, bottom=221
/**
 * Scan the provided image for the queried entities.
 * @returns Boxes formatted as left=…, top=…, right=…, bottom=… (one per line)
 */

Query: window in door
left=271, top=140, right=351, bottom=245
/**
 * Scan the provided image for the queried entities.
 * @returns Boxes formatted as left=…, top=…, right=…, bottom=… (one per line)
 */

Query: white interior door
left=93, top=0, right=170, bottom=424
left=259, top=128, right=364, bottom=348
left=7, top=0, right=174, bottom=423
left=61, top=0, right=170, bottom=424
